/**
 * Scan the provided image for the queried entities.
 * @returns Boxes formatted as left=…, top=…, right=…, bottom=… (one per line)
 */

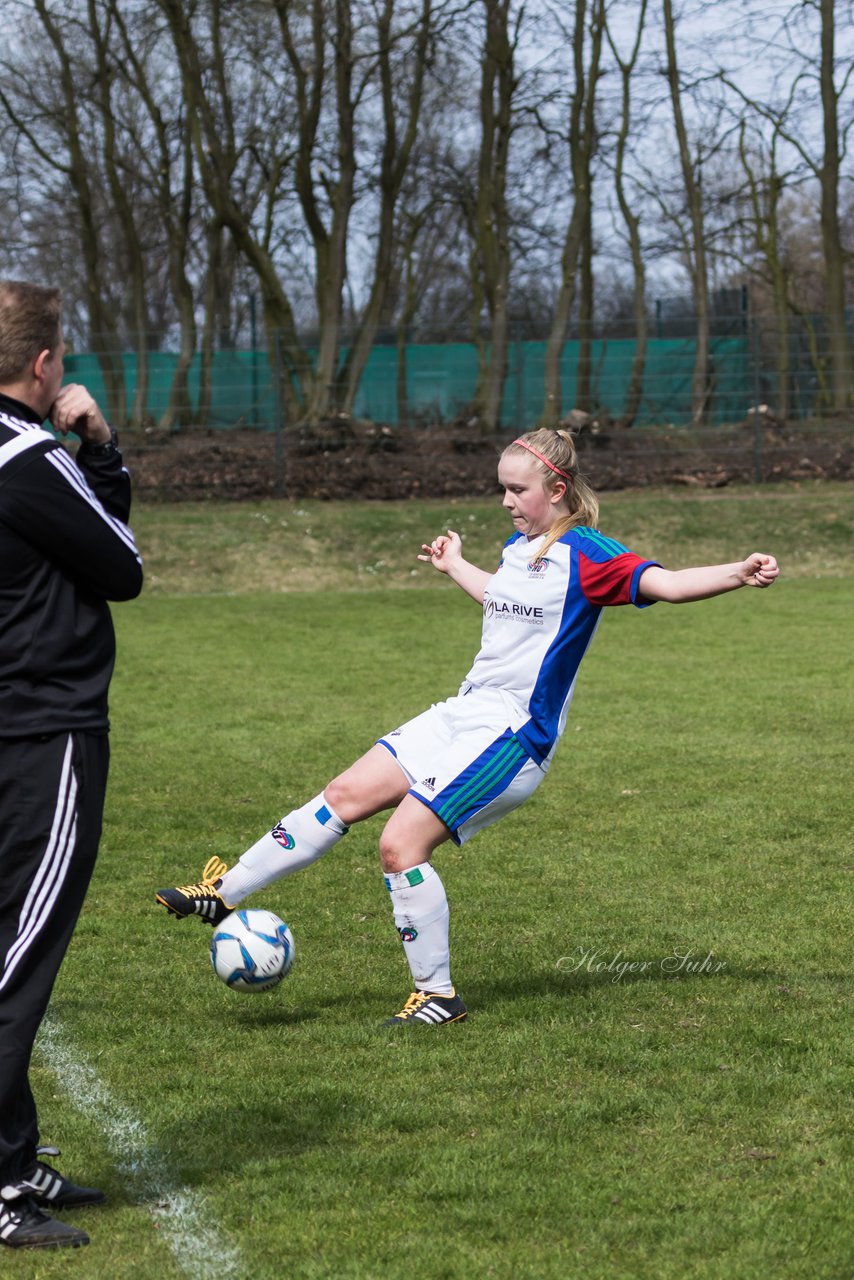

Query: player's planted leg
left=384, top=989, right=468, bottom=1025
left=379, top=800, right=467, bottom=1026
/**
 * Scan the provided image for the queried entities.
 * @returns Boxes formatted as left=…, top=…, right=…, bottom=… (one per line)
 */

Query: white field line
left=36, top=1014, right=242, bottom=1280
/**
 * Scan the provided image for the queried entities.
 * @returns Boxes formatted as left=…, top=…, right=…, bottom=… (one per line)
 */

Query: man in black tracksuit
left=0, top=280, right=143, bottom=1250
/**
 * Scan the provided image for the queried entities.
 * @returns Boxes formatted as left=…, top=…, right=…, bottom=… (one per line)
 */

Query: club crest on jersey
left=528, top=557, right=549, bottom=576
left=271, top=823, right=296, bottom=850
left=397, top=926, right=419, bottom=943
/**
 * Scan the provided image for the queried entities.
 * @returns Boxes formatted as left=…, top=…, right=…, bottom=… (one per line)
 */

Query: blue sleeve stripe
left=630, top=560, right=661, bottom=608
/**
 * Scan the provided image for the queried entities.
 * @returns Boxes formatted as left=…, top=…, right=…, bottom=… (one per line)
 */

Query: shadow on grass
left=465, top=959, right=823, bottom=1008
left=227, top=980, right=394, bottom=1026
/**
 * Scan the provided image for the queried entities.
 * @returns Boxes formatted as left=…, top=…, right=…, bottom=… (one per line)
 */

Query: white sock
left=384, top=862, right=452, bottom=995
left=219, top=793, right=348, bottom=903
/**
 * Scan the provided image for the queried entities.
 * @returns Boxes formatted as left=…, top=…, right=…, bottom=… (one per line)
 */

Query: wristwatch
left=81, top=427, right=119, bottom=456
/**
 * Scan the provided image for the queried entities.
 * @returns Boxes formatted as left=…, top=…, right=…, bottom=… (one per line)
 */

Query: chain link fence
left=62, top=314, right=854, bottom=499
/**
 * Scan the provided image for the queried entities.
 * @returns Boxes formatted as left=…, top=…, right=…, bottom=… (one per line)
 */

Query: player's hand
left=740, top=553, right=779, bottom=588
left=417, top=529, right=463, bottom=573
left=48, top=383, right=111, bottom=444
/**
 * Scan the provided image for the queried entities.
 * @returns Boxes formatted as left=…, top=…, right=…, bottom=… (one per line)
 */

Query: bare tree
left=272, top=0, right=359, bottom=420
left=815, top=0, right=853, bottom=409
left=604, top=0, right=649, bottom=426
left=540, top=0, right=604, bottom=428
left=763, top=0, right=854, bottom=410
left=336, top=0, right=441, bottom=415
left=0, top=1, right=127, bottom=419
left=104, top=0, right=201, bottom=429
left=157, top=0, right=314, bottom=412
left=86, top=0, right=152, bottom=422
left=709, top=0, right=853, bottom=413
left=461, top=0, right=519, bottom=432
left=661, top=0, right=711, bottom=425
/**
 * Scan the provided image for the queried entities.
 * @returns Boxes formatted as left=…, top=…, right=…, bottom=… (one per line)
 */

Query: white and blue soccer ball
left=210, top=909, right=295, bottom=993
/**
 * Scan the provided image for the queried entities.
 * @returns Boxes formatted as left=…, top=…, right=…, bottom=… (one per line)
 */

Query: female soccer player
left=157, top=428, right=778, bottom=1025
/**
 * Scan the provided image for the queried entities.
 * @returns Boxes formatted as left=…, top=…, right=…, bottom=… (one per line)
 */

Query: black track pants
left=0, top=732, right=108, bottom=1185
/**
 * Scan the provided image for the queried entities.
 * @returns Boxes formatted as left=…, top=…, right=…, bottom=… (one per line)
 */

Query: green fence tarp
left=65, top=335, right=754, bottom=429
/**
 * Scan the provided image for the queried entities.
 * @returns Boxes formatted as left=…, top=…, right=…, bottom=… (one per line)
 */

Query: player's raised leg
left=155, top=744, right=410, bottom=923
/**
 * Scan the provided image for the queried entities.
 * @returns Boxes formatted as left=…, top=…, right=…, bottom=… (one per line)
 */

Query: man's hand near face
left=49, top=383, right=111, bottom=445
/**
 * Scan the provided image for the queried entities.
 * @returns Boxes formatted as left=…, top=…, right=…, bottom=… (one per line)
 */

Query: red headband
left=511, top=438, right=572, bottom=481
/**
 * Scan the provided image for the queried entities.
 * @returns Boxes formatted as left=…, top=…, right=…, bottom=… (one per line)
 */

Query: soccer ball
left=210, top=909, right=295, bottom=993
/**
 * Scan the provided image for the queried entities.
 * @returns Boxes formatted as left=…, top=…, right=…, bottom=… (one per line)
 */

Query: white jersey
left=463, top=527, right=657, bottom=767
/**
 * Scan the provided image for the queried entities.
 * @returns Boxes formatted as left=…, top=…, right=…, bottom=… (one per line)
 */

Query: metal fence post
left=515, top=326, right=524, bottom=429
left=750, top=317, right=763, bottom=484
left=249, top=292, right=259, bottom=427
left=273, top=329, right=285, bottom=498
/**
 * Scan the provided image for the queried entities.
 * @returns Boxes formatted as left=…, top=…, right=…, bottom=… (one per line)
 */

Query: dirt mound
left=120, top=419, right=854, bottom=502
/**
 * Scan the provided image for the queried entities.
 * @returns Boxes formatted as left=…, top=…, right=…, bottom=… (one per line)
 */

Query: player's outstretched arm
left=638, top=553, right=779, bottom=604
left=417, top=529, right=492, bottom=604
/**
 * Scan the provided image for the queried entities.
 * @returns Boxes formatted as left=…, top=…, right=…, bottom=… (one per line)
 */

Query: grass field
left=14, top=483, right=853, bottom=1279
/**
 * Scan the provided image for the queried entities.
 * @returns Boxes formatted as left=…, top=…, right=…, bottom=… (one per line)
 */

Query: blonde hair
left=0, top=279, right=62, bottom=383
left=501, top=427, right=600, bottom=563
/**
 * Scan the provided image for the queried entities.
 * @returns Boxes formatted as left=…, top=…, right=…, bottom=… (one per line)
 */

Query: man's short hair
left=0, top=279, right=62, bottom=383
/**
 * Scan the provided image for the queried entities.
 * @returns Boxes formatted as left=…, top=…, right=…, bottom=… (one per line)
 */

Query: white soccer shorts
left=377, top=684, right=546, bottom=845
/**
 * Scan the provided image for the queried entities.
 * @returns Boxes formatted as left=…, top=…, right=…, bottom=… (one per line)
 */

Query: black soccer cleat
left=383, top=988, right=468, bottom=1026
left=25, top=1147, right=105, bottom=1210
left=0, top=1187, right=89, bottom=1250
left=156, top=856, right=235, bottom=925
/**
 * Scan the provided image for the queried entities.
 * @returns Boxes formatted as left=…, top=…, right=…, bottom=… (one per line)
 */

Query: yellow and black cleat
left=383, top=988, right=468, bottom=1026
left=155, top=856, right=234, bottom=925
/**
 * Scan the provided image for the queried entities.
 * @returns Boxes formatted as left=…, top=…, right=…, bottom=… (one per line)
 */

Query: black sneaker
left=0, top=1187, right=89, bottom=1250
left=156, top=856, right=234, bottom=925
left=383, top=988, right=468, bottom=1026
left=25, top=1147, right=105, bottom=1210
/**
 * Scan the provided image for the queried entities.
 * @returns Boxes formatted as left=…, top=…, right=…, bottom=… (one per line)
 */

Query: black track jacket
left=0, top=391, right=143, bottom=738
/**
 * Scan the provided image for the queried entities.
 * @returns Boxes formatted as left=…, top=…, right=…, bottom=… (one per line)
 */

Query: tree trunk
left=338, top=0, right=433, bottom=416
left=88, top=0, right=150, bottom=425
left=276, top=0, right=357, bottom=422
left=576, top=207, right=593, bottom=411
left=197, top=222, right=228, bottom=427
left=761, top=174, right=790, bottom=421
left=161, top=126, right=198, bottom=431
left=604, top=0, right=648, bottom=427
left=30, top=0, right=126, bottom=423
left=467, top=0, right=514, bottom=432
left=542, top=209, right=583, bottom=428
left=819, top=0, right=851, bottom=411
left=104, top=0, right=199, bottom=431
left=541, top=0, right=603, bottom=427
left=159, top=0, right=313, bottom=415
left=663, top=0, right=710, bottom=426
